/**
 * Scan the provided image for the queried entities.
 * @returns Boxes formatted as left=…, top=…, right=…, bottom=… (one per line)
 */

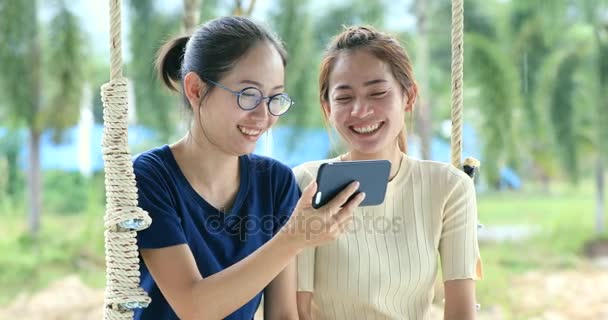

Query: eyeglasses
left=204, top=78, right=294, bottom=116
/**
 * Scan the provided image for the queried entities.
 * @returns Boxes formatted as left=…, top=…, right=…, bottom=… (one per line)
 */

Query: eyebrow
left=334, top=79, right=388, bottom=91
left=240, top=79, right=284, bottom=90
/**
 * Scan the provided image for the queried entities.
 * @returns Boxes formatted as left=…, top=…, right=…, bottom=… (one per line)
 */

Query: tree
left=184, top=0, right=201, bottom=32
left=313, top=0, right=385, bottom=50
left=534, top=0, right=608, bottom=234
left=0, top=0, right=85, bottom=236
left=232, top=0, right=256, bottom=16
left=127, top=1, right=181, bottom=143
left=270, top=0, right=318, bottom=130
left=414, top=0, right=433, bottom=159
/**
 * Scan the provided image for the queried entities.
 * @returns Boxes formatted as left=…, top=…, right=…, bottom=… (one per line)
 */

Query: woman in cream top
left=295, top=25, right=482, bottom=320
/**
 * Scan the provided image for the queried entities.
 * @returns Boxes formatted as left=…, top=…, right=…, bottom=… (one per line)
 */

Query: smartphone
left=312, top=160, right=391, bottom=209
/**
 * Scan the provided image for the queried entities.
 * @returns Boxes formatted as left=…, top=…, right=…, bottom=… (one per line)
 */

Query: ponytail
left=155, top=35, right=190, bottom=92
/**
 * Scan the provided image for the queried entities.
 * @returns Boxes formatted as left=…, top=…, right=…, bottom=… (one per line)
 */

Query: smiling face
left=184, top=41, right=286, bottom=156
left=324, top=49, right=411, bottom=156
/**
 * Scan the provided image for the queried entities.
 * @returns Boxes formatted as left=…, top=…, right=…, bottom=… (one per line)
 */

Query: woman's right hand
left=279, top=180, right=365, bottom=249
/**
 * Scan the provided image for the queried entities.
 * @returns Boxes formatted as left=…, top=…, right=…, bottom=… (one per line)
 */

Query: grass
left=474, top=181, right=606, bottom=318
left=0, top=204, right=106, bottom=305
left=0, top=179, right=605, bottom=318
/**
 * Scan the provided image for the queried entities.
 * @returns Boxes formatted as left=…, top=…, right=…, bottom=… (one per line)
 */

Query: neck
left=344, top=143, right=403, bottom=180
left=171, top=132, right=240, bottom=193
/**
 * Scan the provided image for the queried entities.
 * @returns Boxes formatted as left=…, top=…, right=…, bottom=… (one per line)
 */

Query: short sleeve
left=134, top=156, right=187, bottom=249
left=439, top=172, right=483, bottom=281
left=292, top=165, right=317, bottom=292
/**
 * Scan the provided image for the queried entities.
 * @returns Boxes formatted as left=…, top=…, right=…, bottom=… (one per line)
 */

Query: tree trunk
left=415, top=0, right=432, bottom=160
left=596, top=156, right=605, bottom=235
left=28, top=0, right=42, bottom=239
left=232, top=0, right=256, bottom=17
left=183, top=0, right=201, bottom=33
left=233, top=0, right=243, bottom=16
left=27, top=129, right=42, bottom=238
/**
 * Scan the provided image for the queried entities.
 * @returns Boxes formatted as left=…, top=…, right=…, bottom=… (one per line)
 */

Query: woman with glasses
left=294, top=26, right=483, bottom=320
left=133, top=16, right=365, bottom=320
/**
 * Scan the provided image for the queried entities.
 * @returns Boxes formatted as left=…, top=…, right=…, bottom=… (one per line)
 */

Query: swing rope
left=450, top=0, right=464, bottom=169
left=449, top=0, right=480, bottom=177
left=101, top=0, right=151, bottom=319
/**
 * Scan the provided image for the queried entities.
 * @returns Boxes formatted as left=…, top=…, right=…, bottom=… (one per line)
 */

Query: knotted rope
left=101, top=0, right=152, bottom=318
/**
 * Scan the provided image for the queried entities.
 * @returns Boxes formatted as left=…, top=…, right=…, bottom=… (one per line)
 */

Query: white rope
left=102, top=0, right=151, bottom=318
left=450, top=0, right=464, bottom=169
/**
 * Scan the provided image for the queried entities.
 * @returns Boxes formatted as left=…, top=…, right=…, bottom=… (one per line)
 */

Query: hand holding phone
left=312, top=160, right=391, bottom=209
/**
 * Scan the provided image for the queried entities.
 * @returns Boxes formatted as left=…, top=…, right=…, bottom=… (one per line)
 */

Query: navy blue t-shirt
left=132, top=145, right=300, bottom=320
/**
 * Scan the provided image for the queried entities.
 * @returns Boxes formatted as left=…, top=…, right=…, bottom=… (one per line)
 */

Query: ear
left=183, top=72, right=206, bottom=109
left=404, top=84, right=418, bottom=113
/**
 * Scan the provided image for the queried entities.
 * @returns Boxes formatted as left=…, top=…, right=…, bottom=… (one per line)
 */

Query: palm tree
left=414, top=0, right=433, bottom=160
left=184, top=0, right=201, bottom=33
left=270, top=0, right=317, bottom=129
left=233, top=0, right=256, bottom=16
left=535, top=0, right=607, bottom=234
left=0, top=0, right=85, bottom=237
left=127, top=1, right=181, bottom=144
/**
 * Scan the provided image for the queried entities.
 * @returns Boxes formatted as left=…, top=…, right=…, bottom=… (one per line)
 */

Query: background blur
left=1, top=0, right=607, bottom=319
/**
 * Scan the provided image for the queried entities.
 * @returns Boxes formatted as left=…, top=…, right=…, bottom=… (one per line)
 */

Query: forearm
left=298, top=310, right=313, bottom=320
left=296, top=291, right=313, bottom=320
left=443, top=279, right=476, bottom=320
left=190, top=232, right=301, bottom=319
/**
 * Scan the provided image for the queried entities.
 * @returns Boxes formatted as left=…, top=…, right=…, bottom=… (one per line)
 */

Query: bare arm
left=296, top=291, right=313, bottom=320
left=443, top=279, right=476, bottom=320
left=263, top=261, right=299, bottom=320
left=142, top=181, right=364, bottom=320
left=141, top=232, right=299, bottom=320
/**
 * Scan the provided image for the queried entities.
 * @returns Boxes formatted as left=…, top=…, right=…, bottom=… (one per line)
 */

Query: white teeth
left=352, top=123, right=381, bottom=134
left=238, top=126, right=262, bottom=136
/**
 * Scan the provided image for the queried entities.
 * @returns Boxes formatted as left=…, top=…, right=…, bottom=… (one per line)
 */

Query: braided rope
left=450, top=0, right=464, bottom=169
left=102, top=0, right=151, bottom=319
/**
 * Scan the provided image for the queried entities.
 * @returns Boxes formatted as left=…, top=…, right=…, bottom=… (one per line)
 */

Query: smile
left=238, top=125, right=263, bottom=136
left=350, top=121, right=384, bottom=134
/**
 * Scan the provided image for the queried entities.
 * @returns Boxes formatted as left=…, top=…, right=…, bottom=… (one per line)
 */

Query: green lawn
left=0, top=209, right=106, bottom=305
left=475, top=181, right=605, bottom=318
left=0, top=180, right=605, bottom=318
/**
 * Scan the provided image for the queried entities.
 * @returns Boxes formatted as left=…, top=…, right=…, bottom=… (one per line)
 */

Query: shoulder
left=405, top=156, right=474, bottom=191
left=292, top=158, right=337, bottom=189
left=133, top=145, right=172, bottom=176
left=247, top=153, right=293, bottom=178
left=408, top=156, right=470, bottom=179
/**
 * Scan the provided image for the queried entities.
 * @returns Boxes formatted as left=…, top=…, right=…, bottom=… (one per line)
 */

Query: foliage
left=44, top=1, right=86, bottom=142
left=0, top=0, right=39, bottom=128
left=42, top=171, right=90, bottom=215
left=127, top=0, right=182, bottom=143
left=269, top=0, right=319, bottom=129
left=465, top=33, right=520, bottom=186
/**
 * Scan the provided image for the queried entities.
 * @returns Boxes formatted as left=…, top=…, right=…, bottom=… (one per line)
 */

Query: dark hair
left=155, top=16, right=287, bottom=109
left=319, top=26, right=417, bottom=152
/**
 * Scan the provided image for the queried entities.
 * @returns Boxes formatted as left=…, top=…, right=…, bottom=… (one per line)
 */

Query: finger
left=332, top=192, right=365, bottom=225
left=325, top=181, right=360, bottom=210
left=296, top=181, right=317, bottom=208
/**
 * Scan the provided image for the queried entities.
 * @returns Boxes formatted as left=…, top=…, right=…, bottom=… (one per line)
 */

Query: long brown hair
left=319, top=26, right=418, bottom=152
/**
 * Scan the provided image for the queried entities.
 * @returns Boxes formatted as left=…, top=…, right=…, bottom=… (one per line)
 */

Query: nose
left=350, top=99, right=374, bottom=118
left=250, top=98, right=271, bottom=120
